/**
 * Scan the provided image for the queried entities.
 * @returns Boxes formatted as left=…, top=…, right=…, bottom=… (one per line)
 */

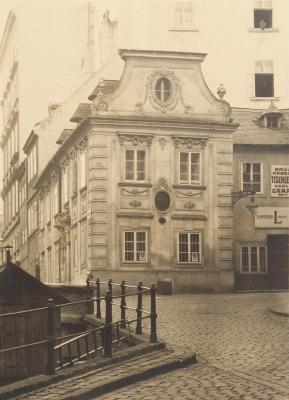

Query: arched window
left=155, top=78, right=172, bottom=102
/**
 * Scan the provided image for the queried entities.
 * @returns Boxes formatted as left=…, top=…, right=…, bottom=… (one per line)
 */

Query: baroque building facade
left=34, top=49, right=238, bottom=291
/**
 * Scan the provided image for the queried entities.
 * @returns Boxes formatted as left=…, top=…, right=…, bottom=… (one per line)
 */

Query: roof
left=232, top=108, right=289, bottom=146
left=70, top=103, right=91, bottom=123
left=23, top=130, right=38, bottom=154
left=56, top=128, right=73, bottom=145
left=88, top=79, right=120, bottom=101
left=0, top=262, right=69, bottom=306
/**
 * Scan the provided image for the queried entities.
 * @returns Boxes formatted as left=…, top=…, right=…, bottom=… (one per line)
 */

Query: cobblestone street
left=96, top=292, right=289, bottom=400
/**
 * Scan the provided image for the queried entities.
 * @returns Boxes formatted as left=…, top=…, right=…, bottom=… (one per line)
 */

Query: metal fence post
left=120, top=280, right=126, bottom=328
left=150, top=284, right=157, bottom=343
left=104, top=290, right=112, bottom=357
left=86, top=277, right=94, bottom=315
left=47, top=298, right=56, bottom=374
left=96, top=278, right=101, bottom=319
left=108, top=278, right=113, bottom=295
left=136, top=281, right=143, bottom=334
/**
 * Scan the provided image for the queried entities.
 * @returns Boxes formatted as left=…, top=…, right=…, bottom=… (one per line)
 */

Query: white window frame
left=254, top=60, right=274, bottom=98
left=124, top=149, right=147, bottom=183
left=241, top=162, right=263, bottom=194
left=79, top=150, right=87, bottom=189
left=123, top=230, right=147, bottom=263
left=240, top=245, right=267, bottom=274
left=179, top=151, right=201, bottom=185
left=62, top=167, right=68, bottom=205
left=173, top=1, right=194, bottom=30
left=177, top=232, right=202, bottom=264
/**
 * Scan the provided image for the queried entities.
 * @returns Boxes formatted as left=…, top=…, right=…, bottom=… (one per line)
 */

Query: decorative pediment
left=89, top=49, right=234, bottom=125
left=172, top=135, right=208, bottom=149
left=118, top=133, right=154, bottom=146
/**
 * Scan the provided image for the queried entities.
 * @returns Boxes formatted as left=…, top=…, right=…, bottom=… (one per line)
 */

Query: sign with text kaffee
left=271, top=165, right=289, bottom=197
left=255, top=207, right=289, bottom=228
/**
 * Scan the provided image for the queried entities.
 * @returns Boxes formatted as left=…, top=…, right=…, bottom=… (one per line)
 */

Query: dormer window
left=259, top=107, right=283, bottom=129
left=267, top=114, right=279, bottom=128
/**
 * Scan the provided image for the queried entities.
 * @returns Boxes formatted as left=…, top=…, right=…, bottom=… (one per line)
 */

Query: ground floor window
left=123, top=231, right=147, bottom=262
left=240, top=246, right=267, bottom=273
left=178, top=232, right=201, bottom=263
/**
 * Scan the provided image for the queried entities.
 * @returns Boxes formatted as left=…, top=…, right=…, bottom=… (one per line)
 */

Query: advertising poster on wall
left=271, top=165, right=289, bottom=197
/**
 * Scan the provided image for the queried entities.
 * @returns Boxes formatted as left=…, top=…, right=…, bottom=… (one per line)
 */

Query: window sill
left=119, top=182, right=153, bottom=187
left=249, top=97, right=280, bottom=102
left=120, top=263, right=150, bottom=268
left=175, top=263, right=203, bottom=269
left=173, top=184, right=206, bottom=190
left=28, top=228, right=39, bottom=240
left=239, top=271, right=267, bottom=275
left=169, top=27, right=199, bottom=32
left=71, top=192, right=78, bottom=200
left=248, top=28, right=279, bottom=33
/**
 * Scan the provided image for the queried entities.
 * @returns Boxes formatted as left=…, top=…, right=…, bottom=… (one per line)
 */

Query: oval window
left=155, top=78, right=172, bottom=102
left=155, top=190, right=170, bottom=212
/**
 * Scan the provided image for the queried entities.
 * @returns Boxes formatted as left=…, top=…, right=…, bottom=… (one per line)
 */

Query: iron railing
left=0, top=279, right=157, bottom=375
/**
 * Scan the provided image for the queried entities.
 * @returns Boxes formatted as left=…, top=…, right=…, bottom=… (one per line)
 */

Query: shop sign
left=255, top=207, right=289, bottom=228
left=271, top=165, right=289, bottom=197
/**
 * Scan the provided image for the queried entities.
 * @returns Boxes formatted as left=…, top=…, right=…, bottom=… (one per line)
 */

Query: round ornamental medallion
left=155, top=190, right=171, bottom=212
left=147, top=68, right=179, bottom=112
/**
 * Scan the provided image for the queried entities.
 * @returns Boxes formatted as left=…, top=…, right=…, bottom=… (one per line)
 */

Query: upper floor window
left=242, top=162, right=262, bottom=193
left=254, top=1, right=272, bottom=29
left=72, top=159, right=78, bottom=195
left=28, top=144, right=37, bottom=182
left=241, top=245, right=267, bottom=273
left=174, top=1, right=193, bottom=29
left=255, top=60, right=274, bottom=97
left=62, top=167, right=68, bottom=205
left=179, top=152, right=201, bottom=185
left=125, top=149, right=146, bottom=182
left=79, top=151, right=87, bottom=189
left=28, top=198, right=38, bottom=235
left=123, top=231, right=147, bottom=263
left=155, top=78, right=172, bottom=103
left=178, top=232, right=201, bottom=263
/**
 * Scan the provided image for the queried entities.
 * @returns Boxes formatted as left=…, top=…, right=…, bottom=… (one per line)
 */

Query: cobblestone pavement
left=96, top=292, right=289, bottom=400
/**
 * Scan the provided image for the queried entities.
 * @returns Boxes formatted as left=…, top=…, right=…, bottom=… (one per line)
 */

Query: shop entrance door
left=267, top=234, right=289, bottom=290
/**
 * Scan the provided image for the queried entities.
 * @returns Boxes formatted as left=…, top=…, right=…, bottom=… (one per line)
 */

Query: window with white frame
left=254, top=1, right=272, bottom=29
left=173, top=1, right=193, bottom=29
left=125, top=149, right=146, bottom=182
left=28, top=144, right=37, bottom=182
left=79, top=150, right=87, bottom=189
left=71, top=159, right=78, bottom=195
left=52, top=183, right=59, bottom=216
left=123, top=231, right=147, bottom=262
left=179, top=152, right=200, bottom=185
left=178, top=232, right=201, bottom=263
left=62, top=167, right=68, bottom=205
left=28, top=198, right=38, bottom=235
left=241, top=246, right=267, bottom=273
left=80, top=219, right=87, bottom=267
left=242, top=162, right=262, bottom=193
left=255, top=60, right=274, bottom=97
left=71, top=225, right=78, bottom=271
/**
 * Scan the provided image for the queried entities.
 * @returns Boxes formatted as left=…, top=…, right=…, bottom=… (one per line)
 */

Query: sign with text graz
left=271, top=165, right=289, bottom=197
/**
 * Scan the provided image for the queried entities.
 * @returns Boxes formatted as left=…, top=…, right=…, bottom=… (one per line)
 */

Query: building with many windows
left=34, top=49, right=238, bottom=290
left=1, top=0, right=289, bottom=290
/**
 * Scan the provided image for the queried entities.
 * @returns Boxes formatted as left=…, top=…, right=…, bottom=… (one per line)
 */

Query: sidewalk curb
left=0, top=341, right=165, bottom=400
left=268, top=308, right=289, bottom=317
left=63, top=351, right=197, bottom=400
